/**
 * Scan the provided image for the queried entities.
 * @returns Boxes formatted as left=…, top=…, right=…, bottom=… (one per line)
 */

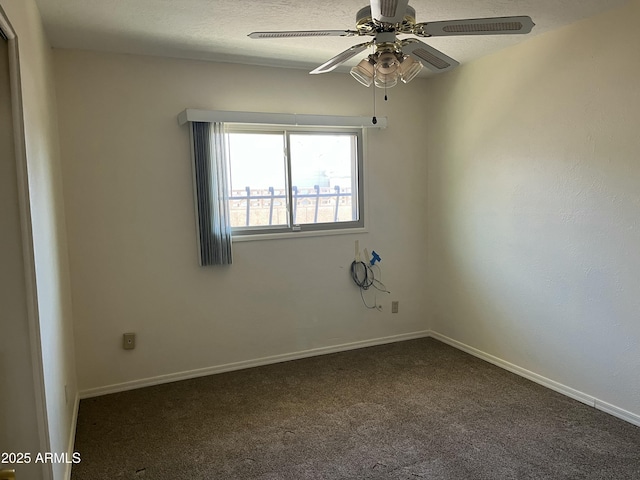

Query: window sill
left=231, top=226, right=368, bottom=242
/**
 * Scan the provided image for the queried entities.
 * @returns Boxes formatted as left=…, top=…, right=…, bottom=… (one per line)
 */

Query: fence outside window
left=229, top=185, right=355, bottom=227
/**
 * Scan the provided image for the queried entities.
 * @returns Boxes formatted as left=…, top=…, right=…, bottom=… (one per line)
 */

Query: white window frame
left=226, top=124, right=365, bottom=238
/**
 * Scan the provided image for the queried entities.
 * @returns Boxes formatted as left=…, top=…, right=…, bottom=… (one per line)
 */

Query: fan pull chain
left=372, top=78, right=377, bottom=125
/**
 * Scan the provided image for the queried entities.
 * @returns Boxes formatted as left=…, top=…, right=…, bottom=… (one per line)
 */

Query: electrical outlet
left=123, top=332, right=136, bottom=350
left=391, top=301, right=399, bottom=313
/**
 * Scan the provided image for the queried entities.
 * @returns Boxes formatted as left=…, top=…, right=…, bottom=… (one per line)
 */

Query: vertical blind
left=190, top=122, right=233, bottom=265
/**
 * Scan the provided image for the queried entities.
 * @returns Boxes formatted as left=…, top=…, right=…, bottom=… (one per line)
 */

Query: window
left=179, top=109, right=384, bottom=255
left=225, top=125, right=364, bottom=236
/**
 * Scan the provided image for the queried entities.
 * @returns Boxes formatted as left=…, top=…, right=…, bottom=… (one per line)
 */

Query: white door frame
left=0, top=5, right=53, bottom=480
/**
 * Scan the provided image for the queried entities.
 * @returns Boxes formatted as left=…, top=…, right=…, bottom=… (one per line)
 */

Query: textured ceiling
left=35, top=0, right=628, bottom=74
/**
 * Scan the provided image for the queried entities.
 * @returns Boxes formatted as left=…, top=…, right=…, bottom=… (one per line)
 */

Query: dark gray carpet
left=71, top=338, right=640, bottom=479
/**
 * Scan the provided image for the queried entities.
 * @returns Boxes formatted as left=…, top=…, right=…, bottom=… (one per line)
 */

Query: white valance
left=177, top=109, right=387, bottom=129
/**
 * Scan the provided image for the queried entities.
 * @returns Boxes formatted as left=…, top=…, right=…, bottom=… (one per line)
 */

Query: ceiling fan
left=249, top=0, right=534, bottom=88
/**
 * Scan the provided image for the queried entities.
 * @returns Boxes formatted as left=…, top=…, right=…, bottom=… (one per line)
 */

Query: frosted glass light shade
left=375, top=52, right=400, bottom=75
left=374, top=70, right=398, bottom=88
left=399, top=56, right=423, bottom=84
left=350, top=59, right=375, bottom=87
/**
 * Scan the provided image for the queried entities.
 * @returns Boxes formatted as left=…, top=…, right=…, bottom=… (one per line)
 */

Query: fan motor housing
left=356, top=5, right=416, bottom=32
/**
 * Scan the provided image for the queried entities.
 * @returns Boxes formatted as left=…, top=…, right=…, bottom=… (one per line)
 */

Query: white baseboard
left=79, top=330, right=432, bottom=399
left=429, top=330, right=640, bottom=428
left=594, top=398, right=640, bottom=427
left=74, top=329, right=639, bottom=429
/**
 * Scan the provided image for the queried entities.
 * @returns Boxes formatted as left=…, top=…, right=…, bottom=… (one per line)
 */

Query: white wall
left=53, top=51, right=431, bottom=393
left=0, top=0, right=77, bottom=479
left=427, top=0, right=640, bottom=419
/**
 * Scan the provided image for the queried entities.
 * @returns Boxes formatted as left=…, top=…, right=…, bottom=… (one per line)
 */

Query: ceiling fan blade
left=310, top=42, right=372, bottom=75
left=402, top=39, right=459, bottom=73
left=416, top=16, right=535, bottom=37
left=370, top=0, right=410, bottom=24
left=248, top=30, right=358, bottom=39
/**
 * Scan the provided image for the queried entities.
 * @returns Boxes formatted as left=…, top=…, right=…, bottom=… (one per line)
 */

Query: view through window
left=226, top=126, right=364, bottom=235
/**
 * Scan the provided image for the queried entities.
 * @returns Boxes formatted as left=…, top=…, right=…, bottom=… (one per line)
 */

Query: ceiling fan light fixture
left=350, top=58, right=375, bottom=87
left=399, top=55, right=423, bottom=84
